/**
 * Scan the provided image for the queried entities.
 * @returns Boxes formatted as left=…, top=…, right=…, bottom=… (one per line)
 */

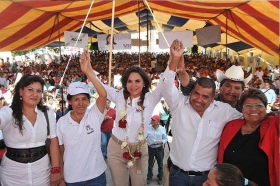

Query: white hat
left=216, top=65, right=252, bottom=85
left=48, top=86, right=55, bottom=91
left=68, top=82, right=89, bottom=95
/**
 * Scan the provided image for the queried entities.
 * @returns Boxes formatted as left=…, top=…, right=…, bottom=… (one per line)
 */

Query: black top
left=224, top=127, right=270, bottom=186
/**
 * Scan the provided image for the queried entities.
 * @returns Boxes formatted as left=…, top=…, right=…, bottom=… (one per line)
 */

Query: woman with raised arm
left=89, top=62, right=162, bottom=184
left=57, top=49, right=107, bottom=186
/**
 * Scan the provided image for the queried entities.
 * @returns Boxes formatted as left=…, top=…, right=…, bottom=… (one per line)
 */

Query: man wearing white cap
left=180, top=65, right=252, bottom=112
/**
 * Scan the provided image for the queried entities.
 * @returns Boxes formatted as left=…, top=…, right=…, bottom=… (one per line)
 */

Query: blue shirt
left=146, top=124, right=167, bottom=148
left=261, top=88, right=276, bottom=104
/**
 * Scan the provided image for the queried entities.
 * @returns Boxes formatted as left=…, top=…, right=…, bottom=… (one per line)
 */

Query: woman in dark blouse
left=218, top=88, right=279, bottom=186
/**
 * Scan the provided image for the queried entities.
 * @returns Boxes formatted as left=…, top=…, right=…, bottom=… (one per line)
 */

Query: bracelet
left=50, top=167, right=61, bottom=174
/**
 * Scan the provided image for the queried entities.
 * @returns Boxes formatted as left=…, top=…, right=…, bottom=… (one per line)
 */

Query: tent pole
left=146, top=9, right=148, bottom=52
left=90, top=23, right=92, bottom=45
left=226, top=10, right=228, bottom=60
left=56, top=13, right=62, bottom=62
left=108, top=0, right=115, bottom=88
left=138, top=0, right=141, bottom=66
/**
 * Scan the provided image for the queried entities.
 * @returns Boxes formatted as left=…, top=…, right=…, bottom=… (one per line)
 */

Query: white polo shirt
left=57, top=104, right=106, bottom=183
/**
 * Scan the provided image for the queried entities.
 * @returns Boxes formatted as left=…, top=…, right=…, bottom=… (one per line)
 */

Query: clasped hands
left=169, top=39, right=186, bottom=74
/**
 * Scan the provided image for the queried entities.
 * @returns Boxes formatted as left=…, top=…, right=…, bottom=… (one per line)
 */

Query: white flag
left=196, top=25, right=221, bottom=46
left=158, top=31, right=193, bottom=49
left=64, top=31, right=88, bottom=48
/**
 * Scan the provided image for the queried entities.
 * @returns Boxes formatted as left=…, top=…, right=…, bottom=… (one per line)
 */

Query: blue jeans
left=169, top=167, right=207, bottom=186
left=147, top=146, right=164, bottom=180
left=66, top=172, right=106, bottom=186
left=101, top=132, right=112, bottom=157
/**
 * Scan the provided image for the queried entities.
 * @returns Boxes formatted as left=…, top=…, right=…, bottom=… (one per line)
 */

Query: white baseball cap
left=68, top=82, right=89, bottom=95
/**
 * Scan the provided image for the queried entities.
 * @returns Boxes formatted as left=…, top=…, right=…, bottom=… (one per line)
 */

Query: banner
left=64, top=31, right=88, bottom=48
left=248, top=56, right=255, bottom=67
left=238, top=55, right=244, bottom=66
left=196, top=25, right=221, bottom=46
left=98, top=34, right=131, bottom=51
left=158, top=31, right=193, bottom=49
left=254, top=55, right=261, bottom=67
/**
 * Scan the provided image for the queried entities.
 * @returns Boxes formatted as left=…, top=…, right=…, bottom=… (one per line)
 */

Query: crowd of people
left=0, top=41, right=278, bottom=186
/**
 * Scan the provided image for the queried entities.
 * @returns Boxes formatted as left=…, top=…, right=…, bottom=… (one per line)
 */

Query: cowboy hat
left=216, top=65, right=252, bottom=85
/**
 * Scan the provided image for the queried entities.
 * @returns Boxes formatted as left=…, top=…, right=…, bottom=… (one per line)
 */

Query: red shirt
left=101, top=108, right=116, bottom=132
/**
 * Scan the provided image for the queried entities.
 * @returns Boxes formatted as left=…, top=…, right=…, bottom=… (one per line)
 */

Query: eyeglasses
left=243, top=103, right=265, bottom=110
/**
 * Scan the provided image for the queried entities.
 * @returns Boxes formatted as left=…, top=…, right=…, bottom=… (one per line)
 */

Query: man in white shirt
left=161, top=40, right=242, bottom=186
left=254, top=67, right=264, bottom=81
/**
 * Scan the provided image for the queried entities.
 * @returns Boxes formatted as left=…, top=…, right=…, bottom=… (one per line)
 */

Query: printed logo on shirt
left=86, top=125, right=94, bottom=134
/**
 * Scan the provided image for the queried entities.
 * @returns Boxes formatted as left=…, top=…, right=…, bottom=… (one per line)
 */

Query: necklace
left=119, top=98, right=145, bottom=168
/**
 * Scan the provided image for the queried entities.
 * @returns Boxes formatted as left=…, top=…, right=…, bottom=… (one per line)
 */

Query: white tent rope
left=143, top=0, right=169, bottom=48
left=108, top=0, right=115, bottom=88
left=54, top=0, right=95, bottom=99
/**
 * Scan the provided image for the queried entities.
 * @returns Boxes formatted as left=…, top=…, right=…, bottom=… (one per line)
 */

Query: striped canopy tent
left=0, top=0, right=278, bottom=57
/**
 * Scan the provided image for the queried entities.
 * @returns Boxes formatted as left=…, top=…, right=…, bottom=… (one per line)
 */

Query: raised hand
left=169, top=40, right=184, bottom=71
left=79, top=48, right=92, bottom=75
left=170, top=39, right=184, bottom=59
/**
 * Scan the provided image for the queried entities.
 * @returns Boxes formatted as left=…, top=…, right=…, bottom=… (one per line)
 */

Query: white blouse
left=104, top=85, right=162, bottom=143
left=0, top=106, right=56, bottom=186
left=0, top=106, right=57, bottom=148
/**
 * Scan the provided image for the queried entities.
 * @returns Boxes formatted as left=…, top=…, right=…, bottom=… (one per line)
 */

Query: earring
left=144, top=85, right=145, bottom=87
left=20, top=96, right=22, bottom=100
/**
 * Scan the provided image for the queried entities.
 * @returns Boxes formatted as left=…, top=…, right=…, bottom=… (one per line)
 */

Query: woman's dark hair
left=10, top=74, right=47, bottom=134
left=240, top=88, right=268, bottom=108
left=214, top=163, right=258, bottom=186
left=194, top=77, right=216, bottom=96
left=106, top=34, right=116, bottom=45
left=66, top=93, right=90, bottom=111
left=121, top=66, right=151, bottom=107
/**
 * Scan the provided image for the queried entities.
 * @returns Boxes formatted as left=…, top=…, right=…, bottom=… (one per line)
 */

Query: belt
left=148, top=145, right=163, bottom=149
left=6, top=145, right=47, bottom=163
left=172, top=165, right=209, bottom=176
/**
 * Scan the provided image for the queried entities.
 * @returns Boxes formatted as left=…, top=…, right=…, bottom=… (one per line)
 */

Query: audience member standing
left=146, top=115, right=167, bottom=185
left=254, top=67, right=264, bottom=82
left=0, top=73, right=7, bottom=88
left=101, top=99, right=116, bottom=158
left=261, top=82, right=276, bottom=112
left=159, top=98, right=169, bottom=127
